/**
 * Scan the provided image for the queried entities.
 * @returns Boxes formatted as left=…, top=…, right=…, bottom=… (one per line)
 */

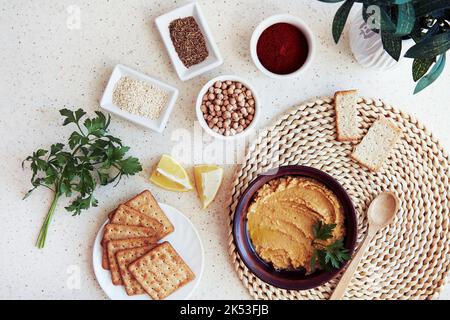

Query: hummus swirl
left=247, top=176, right=345, bottom=271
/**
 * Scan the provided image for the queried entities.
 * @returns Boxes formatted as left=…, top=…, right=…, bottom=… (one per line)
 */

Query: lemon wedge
left=194, top=165, right=224, bottom=209
left=149, top=154, right=193, bottom=192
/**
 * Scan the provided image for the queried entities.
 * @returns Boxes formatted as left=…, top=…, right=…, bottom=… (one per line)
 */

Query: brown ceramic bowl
left=232, top=165, right=357, bottom=290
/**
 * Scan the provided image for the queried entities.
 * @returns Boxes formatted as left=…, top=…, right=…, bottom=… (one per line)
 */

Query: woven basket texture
left=227, top=97, right=450, bottom=300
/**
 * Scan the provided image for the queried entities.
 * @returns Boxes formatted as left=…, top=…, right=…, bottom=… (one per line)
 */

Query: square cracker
left=101, top=224, right=157, bottom=270
left=116, top=245, right=157, bottom=295
left=106, top=237, right=157, bottom=285
left=125, top=190, right=174, bottom=237
left=128, top=241, right=195, bottom=300
left=110, top=204, right=165, bottom=238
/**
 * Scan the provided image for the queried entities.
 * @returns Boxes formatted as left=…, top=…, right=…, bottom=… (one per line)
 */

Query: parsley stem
left=76, top=122, right=85, bottom=137
left=36, top=192, right=61, bottom=249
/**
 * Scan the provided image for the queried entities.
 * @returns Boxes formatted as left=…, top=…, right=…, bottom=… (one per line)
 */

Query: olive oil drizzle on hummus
left=247, top=176, right=345, bottom=272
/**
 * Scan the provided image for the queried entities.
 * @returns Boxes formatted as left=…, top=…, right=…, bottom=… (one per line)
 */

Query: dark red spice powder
left=256, top=23, right=309, bottom=75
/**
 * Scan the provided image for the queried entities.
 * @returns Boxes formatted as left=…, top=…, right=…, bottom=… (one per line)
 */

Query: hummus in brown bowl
left=232, top=165, right=357, bottom=290
left=247, top=176, right=345, bottom=272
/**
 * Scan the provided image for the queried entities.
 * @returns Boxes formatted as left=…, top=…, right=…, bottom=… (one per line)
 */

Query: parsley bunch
left=310, top=221, right=350, bottom=272
left=23, top=108, right=142, bottom=248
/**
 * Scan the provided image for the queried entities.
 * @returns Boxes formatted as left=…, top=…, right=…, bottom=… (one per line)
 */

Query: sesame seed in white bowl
left=112, top=76, right=169, bottom=120
left=100, top=64, right=179, bottom=133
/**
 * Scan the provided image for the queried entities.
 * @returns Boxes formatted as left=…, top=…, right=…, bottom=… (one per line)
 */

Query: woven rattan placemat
left=227, top=97, right=450, bottom=300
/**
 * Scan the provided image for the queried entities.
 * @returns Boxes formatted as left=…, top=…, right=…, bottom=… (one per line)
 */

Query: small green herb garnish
left=23, top=108, right=142, bottom=249
left=310, top=221, right=350, bottom=272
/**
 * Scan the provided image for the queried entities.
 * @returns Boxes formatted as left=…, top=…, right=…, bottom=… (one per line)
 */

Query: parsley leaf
left=309, top=221, right=350, bottom=272
left=313, top=220, right=336, bottom=241
left=23, top=108, right=142, bottom=248
left=117, top=157, right=142, bottom=175
left=323, top=239, right=350, bottom=269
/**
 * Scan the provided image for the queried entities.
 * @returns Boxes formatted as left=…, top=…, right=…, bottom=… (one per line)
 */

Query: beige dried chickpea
left=200, top=80, right=256, bottom=137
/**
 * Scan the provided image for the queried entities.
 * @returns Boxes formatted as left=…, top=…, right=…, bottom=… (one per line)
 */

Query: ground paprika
left=256, top=23, right=309, bottom=75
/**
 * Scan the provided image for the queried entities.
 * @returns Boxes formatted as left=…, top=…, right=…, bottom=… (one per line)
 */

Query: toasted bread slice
left=351, top=116, right=402, bottom=171
left=116, top=245, right=157, bottom=295
left=334, top=90, right=361, bottom=142
left=128, top=242, right=195, bottom=300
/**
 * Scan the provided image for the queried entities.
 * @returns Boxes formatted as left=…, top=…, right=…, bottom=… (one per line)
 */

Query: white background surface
left=0, top=0, right=449, bottom=299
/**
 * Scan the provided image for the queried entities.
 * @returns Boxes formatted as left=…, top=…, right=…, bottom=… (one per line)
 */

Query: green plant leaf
left=410, top=21, right=424, bottom=43
left=412, top=57, right=436, bottom=81
left=35, top=149, right=48, bottom=157
left=332, top=0, right=355, bottom=43
left=66, top=194, right=98, bottom=215
left=117, top=157, right=142, bottom=175
left=24, top=108, right=143, bottom=248
left=366, top=0, right=413, bottom=4
left=44, top=166, right=58, bottom=185
left=68, top=131, right=88, bottom=150
left=310, top=250, right=318, bottom=272
left=313, top=221, right=336, bottom=241
left=50, top=143, right=64, bottom=156
left=414, top=0, right=450, bottom=17
left=97, top=170, right=110, bottom=186
left=84, top=111, right=108, bottom=137
left=379, top=7, right=396, bottom=33
left=414, top=54, right=446, bottom=94
left=405, top=32, right=450, bottom=59
left=362, top=2, right=370, bottom=22
left=381, top=32, right=402, bottom=60
left=60, top=109, right=76, bottom=125
left=109, top=146, right=130, bottom=162
left=76, top=167, right=95, bottom=196
left=74, top=109, right=86, bottom=122
left=387, top=0, right=412, bottom=4
left=59, top=179, right=73, bottom=197
left=324, top=239, right=350, bottom=268
left=395, top=2, right=415, bottom=35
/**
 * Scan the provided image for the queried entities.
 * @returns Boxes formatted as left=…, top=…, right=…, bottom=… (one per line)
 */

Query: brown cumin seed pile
left=169, top=16, right=209, bottom=68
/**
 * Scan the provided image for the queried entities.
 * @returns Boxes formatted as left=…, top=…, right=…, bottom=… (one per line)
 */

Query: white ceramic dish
left=92, top=202, right=204, bottom=300
left=195, top=75, right=260, bottom=140
left=100, top=64, right=178, bottom=133
left=155, top=2, right=223, bottom=81
left=250, top=14, right=315, bottom=79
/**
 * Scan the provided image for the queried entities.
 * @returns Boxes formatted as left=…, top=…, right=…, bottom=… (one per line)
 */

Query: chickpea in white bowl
left=196, top=75, right=260, bottom=139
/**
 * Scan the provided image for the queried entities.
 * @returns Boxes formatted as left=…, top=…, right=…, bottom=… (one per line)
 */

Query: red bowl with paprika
left=250, top=14, right=315, bottom=78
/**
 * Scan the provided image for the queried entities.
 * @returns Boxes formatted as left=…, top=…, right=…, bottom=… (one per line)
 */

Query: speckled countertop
left=1, top=0, right=449, bottom=300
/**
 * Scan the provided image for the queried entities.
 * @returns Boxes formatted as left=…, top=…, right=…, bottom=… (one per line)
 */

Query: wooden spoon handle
left=330, top=228, right=377, bottom=300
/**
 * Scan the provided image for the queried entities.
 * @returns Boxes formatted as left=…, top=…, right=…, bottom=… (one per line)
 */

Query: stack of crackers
left=101, top=190, right=195, bottom=300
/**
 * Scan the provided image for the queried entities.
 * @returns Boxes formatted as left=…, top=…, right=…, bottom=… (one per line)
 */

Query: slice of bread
left=351, top=116, right=402, bottom=172
left=334, top=90, right=361, bottom=142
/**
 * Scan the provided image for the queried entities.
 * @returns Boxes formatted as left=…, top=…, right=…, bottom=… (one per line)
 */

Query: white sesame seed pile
left=113, top=76, right=169, bottom=120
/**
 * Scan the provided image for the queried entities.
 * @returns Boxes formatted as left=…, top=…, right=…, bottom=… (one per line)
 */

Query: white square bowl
left=100, top=64, right=179, bottom=133
left=155, top=2, right=223, bottom=81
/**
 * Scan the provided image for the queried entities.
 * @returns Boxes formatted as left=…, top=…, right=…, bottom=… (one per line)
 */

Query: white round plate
left=93, top=203, right=204, bottom=300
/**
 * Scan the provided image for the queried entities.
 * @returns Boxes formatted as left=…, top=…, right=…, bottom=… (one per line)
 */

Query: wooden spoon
left=330, top=192, right=400, bottom=300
